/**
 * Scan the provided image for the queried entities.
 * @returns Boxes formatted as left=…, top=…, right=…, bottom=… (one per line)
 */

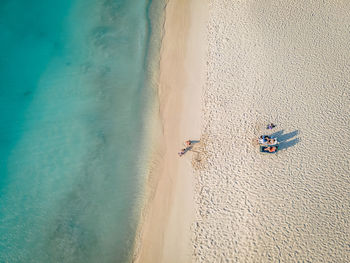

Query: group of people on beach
left=262, top=145, right=278, bottom=153
left=178, top=140, right=194, bottom=157
left=178, top=123, right=277, bottom=157
left=258, top=123, right=278, bottom=153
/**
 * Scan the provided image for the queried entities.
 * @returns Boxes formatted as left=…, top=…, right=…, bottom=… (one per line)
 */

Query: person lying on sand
left=258, top=135, right=269, bottom=143
left=179, top=144, right=195, bottom=157
left=258, top=136, right=277, bottom=145
left=178, top=148, right=187, bottom=157
left=266, top=146, right=277, bottom=153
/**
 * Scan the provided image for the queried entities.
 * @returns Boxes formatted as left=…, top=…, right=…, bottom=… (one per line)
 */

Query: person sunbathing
left=258, top=135, right=269, bottom=143
left=267, top=146, right=277, bottom=152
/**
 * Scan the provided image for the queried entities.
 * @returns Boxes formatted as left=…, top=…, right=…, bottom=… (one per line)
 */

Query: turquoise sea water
left=0, top=0, right=162, bottom=262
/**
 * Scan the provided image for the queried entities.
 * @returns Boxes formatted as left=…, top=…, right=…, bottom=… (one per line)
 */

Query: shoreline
left=133, top=0, right=208, bottom=262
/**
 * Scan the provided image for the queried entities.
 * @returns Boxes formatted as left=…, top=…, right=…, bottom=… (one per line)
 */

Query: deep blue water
left=0, top=0, right=160, bottom=262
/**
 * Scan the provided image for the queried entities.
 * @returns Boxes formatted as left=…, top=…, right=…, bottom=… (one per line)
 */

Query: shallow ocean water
left=0, top=0, right=161, bottom=262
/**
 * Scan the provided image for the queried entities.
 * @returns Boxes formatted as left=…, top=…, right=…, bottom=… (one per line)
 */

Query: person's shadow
left=189, top=140, right=200, bottom=145
left=270, top=130, right=299, bottom=150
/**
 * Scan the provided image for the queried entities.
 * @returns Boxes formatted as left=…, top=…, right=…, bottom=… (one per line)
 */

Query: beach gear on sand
left=267, top=123, right=276, bottom=129
left=178, top=149, right=186, bottom=157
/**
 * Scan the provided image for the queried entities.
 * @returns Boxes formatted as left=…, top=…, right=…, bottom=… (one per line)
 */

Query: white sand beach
left=192, top=0, right=350, bottom=262
left=133, top=0, right=350, bottom=262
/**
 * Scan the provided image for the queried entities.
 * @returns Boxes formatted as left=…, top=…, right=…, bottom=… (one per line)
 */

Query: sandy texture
left=133, top=0, right=207, bottom=262
left=192, top=1, right=350, bottom=262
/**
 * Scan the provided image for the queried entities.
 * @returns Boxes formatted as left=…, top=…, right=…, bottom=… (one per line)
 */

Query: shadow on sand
left=270, top=130, right=300, bottom=150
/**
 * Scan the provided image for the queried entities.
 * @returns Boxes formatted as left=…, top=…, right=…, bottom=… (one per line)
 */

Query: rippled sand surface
left=192, top=1, right=350, bottom=261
